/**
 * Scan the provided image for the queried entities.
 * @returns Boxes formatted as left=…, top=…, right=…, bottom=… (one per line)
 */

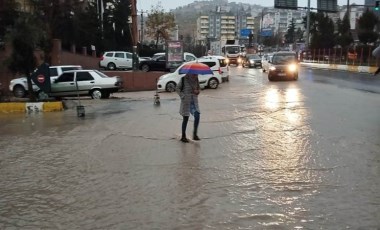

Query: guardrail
left=301, top=47, right=378, bottom=67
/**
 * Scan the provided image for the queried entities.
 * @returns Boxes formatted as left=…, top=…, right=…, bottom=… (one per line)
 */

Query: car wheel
left=141, top=64, right=150, bottom=72
left=13, top=85, right=26, bottom=98
left=90, top=89, right=102, bottom=99
left=107, top=62, right=116, bottom=70
left=268, top=73, right=275, bottom=81
left=165, top=81, right=176, bottom=92
left=101, top=92, right=110, bottom=99
left=208, top=77, right=219, bottom=89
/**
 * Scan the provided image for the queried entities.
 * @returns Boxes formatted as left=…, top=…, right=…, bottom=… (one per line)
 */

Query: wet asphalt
left=0, top=66, right=379, bottom=229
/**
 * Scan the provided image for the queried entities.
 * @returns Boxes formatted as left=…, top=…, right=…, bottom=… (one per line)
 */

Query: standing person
left=372, top=44, right=380, bottom=76
left=176, top=73, right=201, bottom=143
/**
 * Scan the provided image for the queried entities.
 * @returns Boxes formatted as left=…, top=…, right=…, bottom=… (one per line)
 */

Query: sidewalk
left=301, top=61, right=377, bottom=74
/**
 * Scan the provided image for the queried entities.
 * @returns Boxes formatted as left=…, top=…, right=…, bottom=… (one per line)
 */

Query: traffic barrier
left=0, top=101, right=63, bottom=113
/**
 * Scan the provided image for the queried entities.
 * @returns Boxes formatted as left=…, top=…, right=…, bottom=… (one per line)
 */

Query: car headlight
left=288, top=64, right=297, bottom=72
left=269, top=66, right=276, bottom=71
left=238, top=58, right=242, bottom=63
left=225, top=59, right=230, bottom=64
left=250, top=60, right=255, bottom=64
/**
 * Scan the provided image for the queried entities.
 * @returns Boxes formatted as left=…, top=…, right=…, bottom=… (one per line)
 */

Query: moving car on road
left=242, top=54, right=262, bottom=68
left=266, top=51, right=299, bottom=81
left=199, top=55, right=229, bottom=82
left=157, top=58, right=222, bottom=92
left=37, top=69, right=122, bottom=100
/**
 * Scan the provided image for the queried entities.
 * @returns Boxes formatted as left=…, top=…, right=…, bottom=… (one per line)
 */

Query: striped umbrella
left=178, top=62, right=213, bottom=75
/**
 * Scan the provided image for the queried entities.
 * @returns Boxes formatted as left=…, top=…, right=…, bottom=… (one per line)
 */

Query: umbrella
left=178, top=62, right=213, bottom=75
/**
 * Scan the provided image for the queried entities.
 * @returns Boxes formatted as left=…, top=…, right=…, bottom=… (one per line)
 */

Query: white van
left=199, top=55, right=229, bottom=82
left=157, top=58, right=223, bottom=93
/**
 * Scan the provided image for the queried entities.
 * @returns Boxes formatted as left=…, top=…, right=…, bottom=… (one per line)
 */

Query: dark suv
left=267, top=52, right=299, bottom=81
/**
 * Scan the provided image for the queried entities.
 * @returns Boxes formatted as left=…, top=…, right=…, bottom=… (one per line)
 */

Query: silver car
left=39, top=70, right=122, bottom=99
left=99, top=51, right=133, bottom=70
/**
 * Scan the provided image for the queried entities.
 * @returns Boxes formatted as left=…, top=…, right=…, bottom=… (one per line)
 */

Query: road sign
left=31, top=63, right=51, bottom=93
left=317, top=0, right=338, bottom=12
left=274, top=0, right=297, bottom=10
left=240, top=29, right=252, bottom=37
left=260, top=28, right=273, bottom=37
left=37, top=75, right=45, bottom=83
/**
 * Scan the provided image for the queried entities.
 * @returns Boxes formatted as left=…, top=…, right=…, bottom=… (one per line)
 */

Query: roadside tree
left=6, top=15, right=49, bottom=101
left=305, top=12, right=335, bottom=49
left=285, top=19, right=295, bottom=44
left=145, top=3, right=176, bottom=48
left=0, top=0, right=19, bottom=43
left=335, top=13, right=353, bottom=49
left=357, top=9, right=379, bottom=44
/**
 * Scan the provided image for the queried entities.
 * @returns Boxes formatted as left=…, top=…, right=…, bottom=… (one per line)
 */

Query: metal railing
left=301, top=47, right=378, bottom=67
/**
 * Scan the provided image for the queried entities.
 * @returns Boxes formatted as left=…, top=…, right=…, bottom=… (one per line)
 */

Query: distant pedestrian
left=372, top=45, right=380, bottom=76
left=176, top=73, right=201, bottom=143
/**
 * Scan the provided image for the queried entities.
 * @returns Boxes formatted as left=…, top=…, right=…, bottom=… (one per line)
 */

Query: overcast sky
left=137, top=0, right=365, bottom=11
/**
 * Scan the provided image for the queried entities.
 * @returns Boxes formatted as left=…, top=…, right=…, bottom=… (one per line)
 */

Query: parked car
left=37, top=70, right=122, bottom=100
left=242, top=54, right=262, bottom=68
left=198, top=55, right=229, bottom=82
left=266, top=51, right=299, bottom=81
left=140, top=52, right=197, bottom=72
left=139, top=55, right=168, bottom=72
left=9, top=65, right=83, bottom=98
left=262, top=53, right=274, bottom=73
left=156, top=58, right=222, bottom=93
left=99, top=51, right=133, bottom=70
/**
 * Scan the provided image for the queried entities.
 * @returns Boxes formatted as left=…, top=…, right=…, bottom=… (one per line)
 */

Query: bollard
left=154, top=93, right=160, bottom=106
left=77, top=105, right=85, bottom=117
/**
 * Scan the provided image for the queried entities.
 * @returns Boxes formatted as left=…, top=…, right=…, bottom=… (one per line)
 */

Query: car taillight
left=100, top=56, right=104, bottom=61
left=218, top=67, right=222, bottom=74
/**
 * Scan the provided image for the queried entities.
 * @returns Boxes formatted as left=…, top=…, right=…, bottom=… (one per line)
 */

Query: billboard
left=317, top=0, right=338, bottom=12
left=274, top=0, right=297, bottom=10
left=166, top=40, right=183, bottom=70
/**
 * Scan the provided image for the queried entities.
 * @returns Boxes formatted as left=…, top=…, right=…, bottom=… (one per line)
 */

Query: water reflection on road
left=0, top=67, right=379, bottom=229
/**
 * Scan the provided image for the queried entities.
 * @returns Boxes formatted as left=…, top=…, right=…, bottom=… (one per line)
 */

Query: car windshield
left=272, top=54, right=296, bottom=64
left=248, top=55, right=260, bottom=60
left=94, top=70, right=109, bottom=78
left=225, top=46, right=240, bottom=54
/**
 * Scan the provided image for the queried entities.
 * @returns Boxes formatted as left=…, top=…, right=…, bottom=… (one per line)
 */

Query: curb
left=0, top=101, right=64, bottom=113
left=301, top=62, right=377, bottom=74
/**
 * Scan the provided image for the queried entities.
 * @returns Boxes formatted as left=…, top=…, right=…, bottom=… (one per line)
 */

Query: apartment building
left=196, top=14, right=255, bottom=43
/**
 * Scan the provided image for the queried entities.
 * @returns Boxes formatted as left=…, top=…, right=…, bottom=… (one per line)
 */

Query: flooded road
left=0, top=67, right=379, bottom=229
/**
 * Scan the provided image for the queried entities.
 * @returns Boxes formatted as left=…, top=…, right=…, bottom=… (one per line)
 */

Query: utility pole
left=140, top=10, right=144, bottom=43
left=131, top=0, right=139, bottom=71
left=139, top=10, right=149, bottom=44
left=306, top=0, right=311, bottom=50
